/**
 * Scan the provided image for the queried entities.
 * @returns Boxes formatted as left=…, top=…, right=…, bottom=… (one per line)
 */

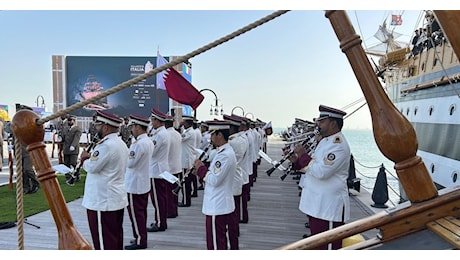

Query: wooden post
left=11, top=109, right=92, bottom=250
left=325, top=10, right=437, bottom=203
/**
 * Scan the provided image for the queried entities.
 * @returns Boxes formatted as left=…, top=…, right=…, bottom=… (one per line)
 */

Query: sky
left=0, top=1, right=456, bottom=130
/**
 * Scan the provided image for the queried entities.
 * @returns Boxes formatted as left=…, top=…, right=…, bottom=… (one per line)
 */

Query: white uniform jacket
left=150, top=126, right=170, bottom=179
left=125, top=133, right=154, bottom=194
left=181, top=126, right=197, bottom=169
left=299, top=132, right=351, bottom=222
left=82, top=133, right=129, bottom=211
left=228, top=132, right=247, bottom=196
left=238, top=132, right=250, bottom=184
left=167, top=127, right=182, bottom=174
left=202, top=143, right=236, bottom=216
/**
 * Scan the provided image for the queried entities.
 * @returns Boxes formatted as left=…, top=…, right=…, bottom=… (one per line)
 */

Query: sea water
left=343, top=129, right=401, bottom=206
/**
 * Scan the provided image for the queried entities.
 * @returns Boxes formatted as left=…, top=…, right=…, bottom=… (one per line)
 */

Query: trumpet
left=172, top=143, right=213, bottom=195
left=266, top=129, right=319, bottom=176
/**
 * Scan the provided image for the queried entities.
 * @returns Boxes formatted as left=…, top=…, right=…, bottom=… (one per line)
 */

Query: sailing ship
left=79, top=75, right=110, bottom=111
left=370, top=11, right=460, bottom=192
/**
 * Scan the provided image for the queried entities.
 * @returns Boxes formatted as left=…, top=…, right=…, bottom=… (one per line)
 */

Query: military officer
left=292, top=105, right=351, bottom=250
left=147, top=108, right=170, bottom=232
left=193, top=120, right=237, bottom=250
left=81, top=110, right=129, bottom=250
left=124, top=114, right=154, bottom=250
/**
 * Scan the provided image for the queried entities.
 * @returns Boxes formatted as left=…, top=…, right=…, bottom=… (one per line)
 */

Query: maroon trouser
left=205, top=213, right=236, bottom=250
left=87, top=208, right=124, bottom=250
left=308, top=215, right=344, bottom=249
left=150, top=178, right=168, bottom=229
left=167, top=172, right=181, bottom=217
left=229, top=195, right=241, bottom=249
left=240, top=183, right=250, bottom=222
left=127, top=192, right=149, bottom=247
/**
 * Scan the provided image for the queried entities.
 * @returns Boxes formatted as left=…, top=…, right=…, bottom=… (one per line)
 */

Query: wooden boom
left=11, top=110, right=92, bottom=250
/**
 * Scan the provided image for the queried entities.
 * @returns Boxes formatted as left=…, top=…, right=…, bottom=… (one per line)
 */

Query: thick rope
left=14, top=138, right=24, bottom=250
left=37, top=10, right=289, bottom=126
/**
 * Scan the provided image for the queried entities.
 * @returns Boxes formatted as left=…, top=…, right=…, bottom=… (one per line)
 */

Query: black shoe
left=29, top=185, right=39, bottom=194
left=305, top=222, right=310, bottom=229
left=66, top=177, right=75, bottom=186
left=147, top=225, right=166, bottom=232
left=124, top=244, right=147, bottom=250
left=197, top=185, right=204, bottom=190
left=240, top=220, right=248, bottom=224
left=191, top=193, right=198, bottom=197
left=303, top=234, right=310, bottom=239
left=178, top=202, right=190, bottom=207
left=167, top=214, right=177, bottom=219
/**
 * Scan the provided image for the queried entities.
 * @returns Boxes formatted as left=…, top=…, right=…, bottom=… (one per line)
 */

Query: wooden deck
left=0, top=139, right=378, bottom=250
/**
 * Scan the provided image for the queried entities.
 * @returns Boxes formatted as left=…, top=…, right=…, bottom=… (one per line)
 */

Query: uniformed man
left=165, top=115, right=182, bottom=218
left=124, top=114, right=154, bottom=250
left=147, top=108, right=170, bottom=232
left=119, top=116, right=132, bottom=148
left=191, top=118, right=202, bottom=197
left=54, top=113, right=69, bottom=164
left=224, top=115, right=247, bottom=249
left=81, top=110, right=129, bottom=250
left=179, top=115, right=197, bottom=207
left=193, top=120, right=237, bottom=250
left=62, top=115, right=82, bottom=180
left=291, top=105, right=351, bottom=250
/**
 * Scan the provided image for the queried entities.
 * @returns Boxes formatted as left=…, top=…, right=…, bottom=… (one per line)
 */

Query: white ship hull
left=382, top=43, right=460, bottom=189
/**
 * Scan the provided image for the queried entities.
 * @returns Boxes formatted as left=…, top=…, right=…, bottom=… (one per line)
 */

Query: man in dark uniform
left=119, top=116, right=132, bottom=148
left=193, top=120, right=237, bottom=250
left=124, top=114, right=154, bottom=250
left=81, top=110, right=128, bottom=250
left=62, top=115, right=82, bottom=178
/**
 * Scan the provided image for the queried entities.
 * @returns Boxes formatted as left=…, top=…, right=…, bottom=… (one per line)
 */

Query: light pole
left=231, top=106, right=245, bottom=116
left=245, top=112, right=254, bottom=119
left=36, top=95, right=46, bottom=109
left=195, top=88, right=223, bottom=120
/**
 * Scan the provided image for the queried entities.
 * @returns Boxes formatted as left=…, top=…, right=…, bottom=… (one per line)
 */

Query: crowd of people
left=5, top=102, right=353, bottom=250
left=71, top=109, right=269, bottom=250
left=410, top=12, right=445, bottom=57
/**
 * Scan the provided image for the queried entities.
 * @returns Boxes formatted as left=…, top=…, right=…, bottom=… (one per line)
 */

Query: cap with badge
left=316, top=105, right=346, bottom=121
left=128, top=114, right=150, bottom=127
left=95, top=110, right=123, bottom=127
left=182, top=115, right=194, bottom=122
left=222, top=114, right=242, bottom=126
left=151, top=108, right=168, bottom=121
left=206, top=120, right=231, bottom=134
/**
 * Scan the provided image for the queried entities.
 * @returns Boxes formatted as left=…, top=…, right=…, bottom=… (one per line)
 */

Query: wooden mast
left=325, top=10, right=437, bottom=203
left=11, top=109, right=92, bottom=250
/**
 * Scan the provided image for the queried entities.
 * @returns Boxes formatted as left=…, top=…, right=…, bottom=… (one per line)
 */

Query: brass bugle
left=266, top=129, right=318, bottom=176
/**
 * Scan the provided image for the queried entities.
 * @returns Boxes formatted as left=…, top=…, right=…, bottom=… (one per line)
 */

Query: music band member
left=81, top=110, right=129, bottom=250
left=291, top=105, right=351, bottom=250
left=193, top=120, right=237, bottom=250
left=125, top=114, right=154, bottom=250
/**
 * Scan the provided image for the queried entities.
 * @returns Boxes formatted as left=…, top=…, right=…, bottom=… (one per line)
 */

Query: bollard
left=371, top=164, right=389, bottom=208
left=347, top=154, right=361, bottom=193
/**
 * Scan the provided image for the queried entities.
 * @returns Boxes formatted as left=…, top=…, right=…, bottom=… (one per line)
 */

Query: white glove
left=69, top=146, right=75, bottom=152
